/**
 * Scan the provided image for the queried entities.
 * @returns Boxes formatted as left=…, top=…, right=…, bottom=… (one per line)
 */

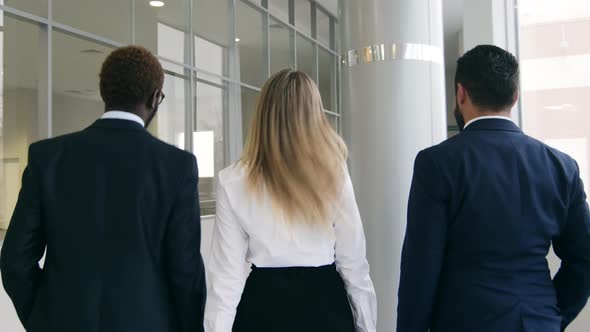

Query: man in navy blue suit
left=397, top=45, right=590, bottom=332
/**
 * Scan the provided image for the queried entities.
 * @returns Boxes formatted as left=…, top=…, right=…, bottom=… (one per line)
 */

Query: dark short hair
left=455, top=45, right=519, bottom=111
left=99, top=46, right=164, bottom=109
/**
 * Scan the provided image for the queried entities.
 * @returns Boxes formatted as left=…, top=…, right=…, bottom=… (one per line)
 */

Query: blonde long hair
left=241, top=69, right=348, bottom=225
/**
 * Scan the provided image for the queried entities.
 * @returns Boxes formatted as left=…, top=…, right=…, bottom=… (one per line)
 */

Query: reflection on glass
left=4, top=0, right=48, bottom=18
left=52, top=31, right=112, bottom=136
left=151, top=72, right=186, bottom=149
left=135, top=0, right=190, bottom=67
left=195, top=78, right=226, bottom=215
left=268, top=0, right=290, bottom=23
left=270, top=19, right=295, bottom=75
left=195, top=36, right=226, bottom=79
left=318, top=48, right=335, bottom=111
left=236, top=0, right=268, bottom=87
left=317, top=8, right=331, bottom=48
left=1, top=17, right=40, bottom=234
left=194, top=0, right=230, bottom=77
left=53, top=0, right=132, bottom=43
left=157, top=23, right=186, bottom=74
left=518, top=0, right=590, bottom=198
left=295, top=0, right=312, bottom=36
left=297, top=33, right=316, bottom=81
left=241, top=87, right=259, bottom=142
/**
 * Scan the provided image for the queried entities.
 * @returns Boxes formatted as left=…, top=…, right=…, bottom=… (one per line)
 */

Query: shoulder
left=218, top=163, right=247, bottom=188
left=146, top=135, right=196, bottom=164
left=28, top=132, right=81, bottom=161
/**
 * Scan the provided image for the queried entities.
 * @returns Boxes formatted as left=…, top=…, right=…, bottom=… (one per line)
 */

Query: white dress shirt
left=464, top=115, right=514, bottom=129
left=101, top=110, right=145, bottom=127
left=205, top=164, right=377, bottom=332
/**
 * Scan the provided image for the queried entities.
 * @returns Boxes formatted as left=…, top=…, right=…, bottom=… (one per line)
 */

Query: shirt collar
left=101, top=111, right=145, bottom=127
left=464, top=115, right=515, bottom=129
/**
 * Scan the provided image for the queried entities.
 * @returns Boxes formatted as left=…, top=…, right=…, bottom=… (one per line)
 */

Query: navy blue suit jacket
left=398, top=119, right=590, bottom=332
left=0, top=119, right=206, bottom=332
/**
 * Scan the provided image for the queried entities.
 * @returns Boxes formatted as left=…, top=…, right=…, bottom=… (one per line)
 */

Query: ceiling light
left=235, top=37, right=241, bottom=42
left=149, top=1, right=165, bottom=7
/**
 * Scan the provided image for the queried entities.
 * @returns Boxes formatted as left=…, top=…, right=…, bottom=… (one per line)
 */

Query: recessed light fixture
left=235, top=37, right=241, bottom=42
left=149, top=1, right=165, bottom=7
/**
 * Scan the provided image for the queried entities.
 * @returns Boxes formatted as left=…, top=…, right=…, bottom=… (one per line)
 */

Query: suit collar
left=90, top=118, right=147, bottom=131
left=463, top=118, right=522, bottom=133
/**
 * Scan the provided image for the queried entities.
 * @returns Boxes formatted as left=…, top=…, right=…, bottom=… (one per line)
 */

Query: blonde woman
left=204, top=69, right=377, bottom=332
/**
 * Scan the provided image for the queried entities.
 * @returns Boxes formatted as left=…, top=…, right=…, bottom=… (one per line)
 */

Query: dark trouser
left=233, top=264, right=355, bottom=332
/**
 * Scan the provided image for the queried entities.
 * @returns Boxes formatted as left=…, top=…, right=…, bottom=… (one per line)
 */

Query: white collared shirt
left=101, top=111, right=145, bottom=127
left=204, top=164, right=378, bottom=332
left=464, top=115, right=514, bottom=129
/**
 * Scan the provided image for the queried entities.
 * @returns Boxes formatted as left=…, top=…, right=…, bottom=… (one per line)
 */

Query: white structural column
left=340, top=0, right=447, bottom=330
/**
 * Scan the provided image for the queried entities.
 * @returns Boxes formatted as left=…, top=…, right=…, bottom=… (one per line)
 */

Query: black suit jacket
left=398, top=119, right=590, bottom=332
left=0, top=119, right=206, bottom=332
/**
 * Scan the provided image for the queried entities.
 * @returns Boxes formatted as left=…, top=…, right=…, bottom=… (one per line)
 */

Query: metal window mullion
left=47, top=0, right=53, bottom=138
left=310, top=0, right=317, bottom=40
left=228, top=0, right=242, bottom=162
left=264, top=6, right=270, bottom=78
left=130, top=0, right=135, bottom=44
left=288, top=0, right=294, bottom=26
left=329, top=14, right=335, bottom=51
left=186, top=0, right=194, bottom=152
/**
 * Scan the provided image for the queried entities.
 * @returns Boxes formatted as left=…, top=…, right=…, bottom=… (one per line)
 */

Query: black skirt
left=233, top=264, right=355, bottom=332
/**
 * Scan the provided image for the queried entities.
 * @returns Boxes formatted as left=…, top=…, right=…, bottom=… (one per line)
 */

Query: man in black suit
left=0, top=46, right=206, bottom=332
left=398, top=45, right=590, bottom=332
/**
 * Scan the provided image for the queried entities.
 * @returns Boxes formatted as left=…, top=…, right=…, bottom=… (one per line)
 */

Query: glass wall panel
left=295, top=0, right=312, bottom=36
left=53, top=0, right=132, bottom=43
left=135, top=0, right=190, bottom=68
left=52, top=32, right=112, bottom=136
left=195, top=36, right=227, bottom=79
left=518, top=0, right=590, bottom=198
left=195, top=77, right=227, bottom=216
left=241, top=87, right=259, bottom=142
left=268, top=0, right=290, bottom=23
left=296, top=33, right=316, bottom=81
left=0, top=16, right=41, bottom=237
left=318, top=47, right=335, bottom=111
left=194, top=0, right=230, bottom=77
left=269, top=18, right=295, bottom=75
left=4, top=0, right=48, bottom=18
left=518, top=1, right=590, bottom=325
left=236, top=0, right=268, bottom=87
left=326, top=113, right=338, bottom=132
left=317, top=7, right=330, bottom=48
left=151, top=71, right=187, bottom=149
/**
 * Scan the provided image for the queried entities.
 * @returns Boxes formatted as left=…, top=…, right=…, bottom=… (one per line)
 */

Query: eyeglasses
left=157, top=92, right=166, bottom=105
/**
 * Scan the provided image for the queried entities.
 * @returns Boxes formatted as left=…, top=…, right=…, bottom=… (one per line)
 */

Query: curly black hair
left=455, top=45, right=519, bottom=111
left=99, top=46, right=164, bottom=109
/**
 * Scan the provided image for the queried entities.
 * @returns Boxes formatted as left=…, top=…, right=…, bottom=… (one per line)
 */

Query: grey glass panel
left=236, top=0, right=267, bottom=87
left=317, top=7, right=330, bottom=48
left=195, top=78, right=227, bottom=215
left=135, top=0, right=191, bottom=70
left=150, top=71, right=187, bottom=149
left=296, top=33, right=315, bottom=81
left=4, top=0, right=48, bottom=17
left=269, top=18, right=294, bottom=76
left=194, top=0, right=230, bottom=76
left=52, top=31, right=113, bottom=136
left=326, top=113, right=338, bottom=133
left=318, top=47, right=334, bottom=111
left=0, top=17, right=41, bottom=234
left=268, top=0, right=289, bottom=23
left=53, top=0, right=132, bottom=43
left=295, top=0, right=312, bottom=36
left=241, top=87, right=259, bottom=142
